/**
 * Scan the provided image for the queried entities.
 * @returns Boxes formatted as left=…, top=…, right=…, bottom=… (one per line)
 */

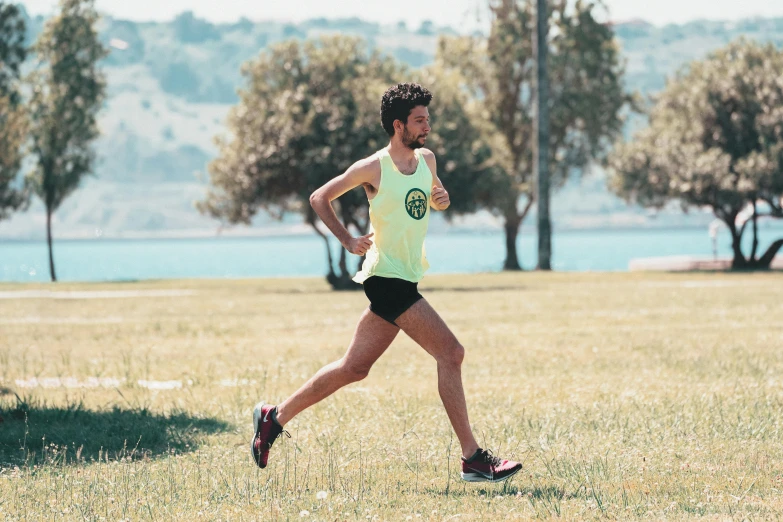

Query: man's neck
left=387, top=140, right=416, bottom=161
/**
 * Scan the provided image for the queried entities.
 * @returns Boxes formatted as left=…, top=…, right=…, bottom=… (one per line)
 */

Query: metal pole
left=534, top=0, right=552, bottom=270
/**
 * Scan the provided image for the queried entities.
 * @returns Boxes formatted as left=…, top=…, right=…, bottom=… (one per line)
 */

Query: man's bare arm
left=421, top=149, right=450, bottom=211
left=309, top=157, right=377, bottom=256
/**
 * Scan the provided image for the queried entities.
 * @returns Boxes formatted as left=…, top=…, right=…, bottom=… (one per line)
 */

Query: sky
left=16, top=0, right=783, bottom=33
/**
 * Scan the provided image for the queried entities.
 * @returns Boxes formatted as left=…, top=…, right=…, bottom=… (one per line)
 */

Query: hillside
left=2, top=9, right=783, bottom=239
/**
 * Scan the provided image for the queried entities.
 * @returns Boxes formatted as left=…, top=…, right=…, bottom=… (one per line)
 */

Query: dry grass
left=1, top=272, right=782, bottom=520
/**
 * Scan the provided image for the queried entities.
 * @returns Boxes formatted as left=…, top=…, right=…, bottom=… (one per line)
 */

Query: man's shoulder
left=346, top=152, right=382, bottom=182
left=419, top=148, right=437, bottom=174
left=419, top=148, right=436, bottom=160
left=351, top=153, right=382, bottom=173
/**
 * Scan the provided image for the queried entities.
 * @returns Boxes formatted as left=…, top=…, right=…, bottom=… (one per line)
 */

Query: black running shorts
left=363, top=276, right=423, bottom=325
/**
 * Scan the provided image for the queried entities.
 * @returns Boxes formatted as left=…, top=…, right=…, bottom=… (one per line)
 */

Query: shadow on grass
left=0, top=398, right=229, bottom=467
left=262, top=285, right=528, bottom=295
left=428, top=482, right=573, bottom=501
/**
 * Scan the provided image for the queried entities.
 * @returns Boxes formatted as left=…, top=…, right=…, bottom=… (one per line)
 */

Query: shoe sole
left=461, top=466, right=522, bottom=483
left=250, top=401, right=266, bottom=466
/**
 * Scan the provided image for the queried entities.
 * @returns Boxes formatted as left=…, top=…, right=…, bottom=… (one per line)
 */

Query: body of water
left=2, top=226, right=782, bottom=283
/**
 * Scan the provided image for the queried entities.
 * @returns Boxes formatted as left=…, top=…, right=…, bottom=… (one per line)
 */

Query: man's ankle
left=462, top=446, right=480, bottom=460
left=273, top=406, right=287, bottom=427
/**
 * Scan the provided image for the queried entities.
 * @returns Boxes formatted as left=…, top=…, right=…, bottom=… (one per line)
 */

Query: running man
left=251, top=83, right=522, bottom=483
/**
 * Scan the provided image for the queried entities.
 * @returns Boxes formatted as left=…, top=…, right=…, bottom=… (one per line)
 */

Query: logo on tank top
left=405, top=188, right=428, bottom=220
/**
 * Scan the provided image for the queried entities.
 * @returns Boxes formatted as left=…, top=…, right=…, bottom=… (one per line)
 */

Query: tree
left=26, top=0, right=107, bottom=282
left=199, top=36, right=399, bottom=289
left=608, top=39, right=783, bottom=270
left=200, top=35, right=508, bottom=289
left=0, top=2, right=29, bottom=221
left=414, top=67, right=511, bottom=219
left=437, top=0, right=632, bottom=269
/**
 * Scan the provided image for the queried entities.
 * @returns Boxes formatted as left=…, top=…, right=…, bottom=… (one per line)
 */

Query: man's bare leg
left=275, top=309, right=400, bottom=426
left=395, top=299, right=480, bottom=459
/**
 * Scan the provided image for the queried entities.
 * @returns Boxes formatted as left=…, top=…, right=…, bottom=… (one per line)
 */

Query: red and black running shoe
left=250, top=402, right=290, bottom=468
left=461, top=448, right=522, bottom=483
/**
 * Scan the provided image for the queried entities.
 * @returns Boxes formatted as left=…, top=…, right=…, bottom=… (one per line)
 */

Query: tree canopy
left=609, top=39, right=783, bottom=269
left=437, top=0, right=632, bottom=269
left=26, top=0, right=107, bottom=281
left=0, top=2, right=29, bottom=221
left=201, top=35, right=511, bottom=288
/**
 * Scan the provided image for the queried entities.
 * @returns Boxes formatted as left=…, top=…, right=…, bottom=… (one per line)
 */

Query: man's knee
left=338, top=359, right=371, bottom=382
left=440, top=341, right=465, bottom=367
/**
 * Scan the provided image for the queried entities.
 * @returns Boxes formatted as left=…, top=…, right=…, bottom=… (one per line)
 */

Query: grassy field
left=1, top=272, right=782, bottom=521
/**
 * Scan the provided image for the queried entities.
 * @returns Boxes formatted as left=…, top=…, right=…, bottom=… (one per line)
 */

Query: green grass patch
left=1, top=272, right=781, bottom=520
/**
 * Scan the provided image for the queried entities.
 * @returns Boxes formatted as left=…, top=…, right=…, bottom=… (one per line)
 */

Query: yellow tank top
left=353, top=148, right=432, bottom=284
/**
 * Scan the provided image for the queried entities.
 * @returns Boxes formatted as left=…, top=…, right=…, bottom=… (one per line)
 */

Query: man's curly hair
left=380, top=83, right=433, bottom=137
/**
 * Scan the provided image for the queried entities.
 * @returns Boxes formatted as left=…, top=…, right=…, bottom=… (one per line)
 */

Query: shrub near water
left=1, top=272, right=782, bottom=520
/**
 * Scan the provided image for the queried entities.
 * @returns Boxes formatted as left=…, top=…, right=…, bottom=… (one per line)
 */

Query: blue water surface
left=2, top=226, right=781, bottom=283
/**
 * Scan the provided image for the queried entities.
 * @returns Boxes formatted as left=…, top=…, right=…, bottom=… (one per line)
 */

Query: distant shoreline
left=3, top=222, right=783, bottom=244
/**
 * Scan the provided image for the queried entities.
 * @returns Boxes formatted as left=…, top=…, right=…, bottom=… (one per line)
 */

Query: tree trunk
left=727, top=221, right=747, bottom=270
left=46, top=207, right=57, bottom=282
left=328, top=244, right=360, bottom=291
left=348, top=216, right=369, bottom=273
left=338, top=242, right=348, bottom=276
left=757, top=239, right=783, bottom=269
left=503, top=213, right=523, bottom=271
left=327, top=209, right=361, bottom=291
left=750, top=201, right=759, bottom=262
left=307, top=220, right=337, bottom=280
left=722, top=212, right=780, bottom=271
